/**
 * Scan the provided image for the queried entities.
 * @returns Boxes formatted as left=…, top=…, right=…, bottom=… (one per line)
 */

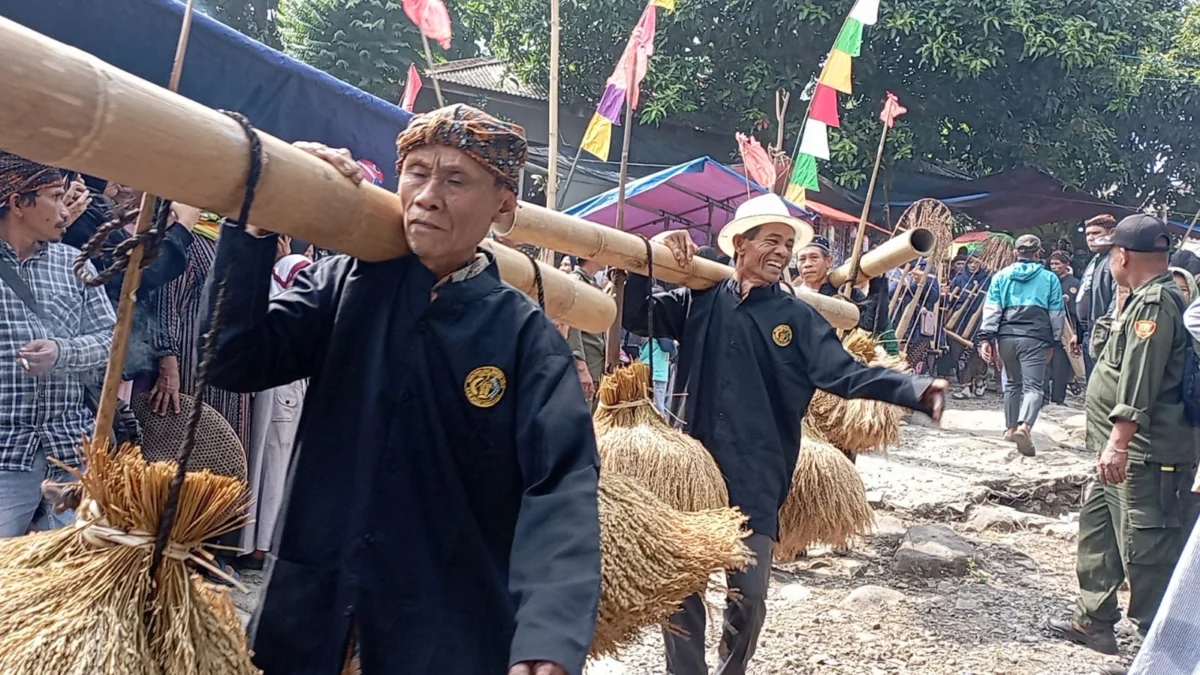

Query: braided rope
left=148, top=111, right=263, bottom=581
left=73, top=196, right=173, bottom=287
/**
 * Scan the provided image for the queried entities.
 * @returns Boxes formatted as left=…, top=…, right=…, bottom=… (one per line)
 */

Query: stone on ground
left=963, top=504, right=1056, bottom=533
left=839, top=584, right=906, bottom=612
left=894, top=524, right=977, bottom=577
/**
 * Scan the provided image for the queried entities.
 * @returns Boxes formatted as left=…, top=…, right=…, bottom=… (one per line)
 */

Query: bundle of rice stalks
left=593, top=473, right=752, bottom=657
left=977, top=232, right=1016, bottom=274
left=594, top=362, right=728, bottom=511
left=0, top=439, right=257, bottom=675
left=807, top=330, right=911, bottom=457
left=775, top=426, right=874, bottom=561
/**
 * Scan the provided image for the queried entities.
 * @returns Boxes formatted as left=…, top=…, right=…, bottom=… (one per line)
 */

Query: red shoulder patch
left=1133, top=320, right=1157, bottom=339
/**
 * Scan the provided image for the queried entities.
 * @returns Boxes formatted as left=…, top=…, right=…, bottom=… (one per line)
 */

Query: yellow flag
left=581, top=113, right=613, bottom=160
left=784, top=184, right=806, bottom=206
left=819, top=49, right=853, bottom=94
left=651, top=0, right=675, bottom=10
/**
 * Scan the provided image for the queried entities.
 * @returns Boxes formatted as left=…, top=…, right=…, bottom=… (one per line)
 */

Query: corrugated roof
left=429, top=57, right=548, bottom=101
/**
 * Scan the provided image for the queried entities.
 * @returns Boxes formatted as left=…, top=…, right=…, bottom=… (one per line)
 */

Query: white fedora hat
left=717, top=193, right=814, bottom=258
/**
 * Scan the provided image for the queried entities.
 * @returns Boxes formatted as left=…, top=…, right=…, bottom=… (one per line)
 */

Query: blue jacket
left=978, top=259, right=1065, bottom=346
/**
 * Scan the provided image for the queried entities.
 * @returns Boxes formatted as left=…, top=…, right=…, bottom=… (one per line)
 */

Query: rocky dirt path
left=588, top=394, right=1132, bottom=675
left=235, top=393, right=1127, bottom=674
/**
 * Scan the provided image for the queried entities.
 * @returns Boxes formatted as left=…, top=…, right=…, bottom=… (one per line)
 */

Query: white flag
left=848, top=0, right=880, bottom=25
left=798, top=120, right=830, bottom=161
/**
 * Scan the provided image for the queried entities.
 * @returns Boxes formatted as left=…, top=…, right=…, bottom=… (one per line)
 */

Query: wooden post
left=605, top=100, right=635, bottom=370
left=839, top=120, right=890, bottom=300
left=546, top=0, right=561, bottom=214
left=421, top=34, right=445, bottom=107
left=93, top=0, right=197, bottom=444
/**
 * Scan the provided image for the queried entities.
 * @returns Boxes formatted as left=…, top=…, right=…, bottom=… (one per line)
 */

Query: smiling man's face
left=734, top=221, right=796, bottom=286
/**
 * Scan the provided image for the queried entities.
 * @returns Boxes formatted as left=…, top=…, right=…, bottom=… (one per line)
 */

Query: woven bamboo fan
left=131, top=393, right=247, bottom=482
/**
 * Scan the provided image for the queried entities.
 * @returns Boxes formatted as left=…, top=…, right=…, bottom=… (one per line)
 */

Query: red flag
left=736, top=133, right=777, bottom=189
left=809, top=83, right=840, bottom=128
left=400, top=63, right=423, bottom=111
left=402, top=0, right=452, bottom=50
left=879, top=92, right=908, bottom=128
left=607, top=1, right=657, bottom=109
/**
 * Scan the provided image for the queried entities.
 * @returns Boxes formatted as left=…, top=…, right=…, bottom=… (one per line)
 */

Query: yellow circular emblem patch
left=464, top=366, right=507, bottom=408
left=772, top=324, right=793, bottom=347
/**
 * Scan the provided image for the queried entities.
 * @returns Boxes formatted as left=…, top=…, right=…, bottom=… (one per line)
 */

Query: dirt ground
left=236, top=392, right=1130, bottom=675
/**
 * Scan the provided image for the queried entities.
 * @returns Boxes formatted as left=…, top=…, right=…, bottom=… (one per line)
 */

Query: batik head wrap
left=0, top=151, right=63, bottom=205
left=395, top=104, right=528, bottom=193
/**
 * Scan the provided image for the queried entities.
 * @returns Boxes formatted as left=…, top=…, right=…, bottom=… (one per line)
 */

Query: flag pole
left=94, top=0, right=198, bottom=443
left=605, top=99, right=636, bottom=370
left=421, top=34, right=445, bottom=107
left=839, top=114, right=890, bottom=299
left=556, top=143, right=586, bottom=209
left=546, top=0, right=561, bottom=213
left=1181, top=205, right=1200, bottom=243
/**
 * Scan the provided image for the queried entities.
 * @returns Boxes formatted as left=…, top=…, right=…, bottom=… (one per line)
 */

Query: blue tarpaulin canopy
left=0, top=0, right=412, bottom=189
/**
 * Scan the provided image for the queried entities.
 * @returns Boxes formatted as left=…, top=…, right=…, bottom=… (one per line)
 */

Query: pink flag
left=400, top=63, right=423, bottom=111
left=607, top=1, right=657, bottom=109
left=402, top=0, right=452, bottom=50
left=879, top=92, right=908, bottom=128
left=736, top=132, right=777, bottom=189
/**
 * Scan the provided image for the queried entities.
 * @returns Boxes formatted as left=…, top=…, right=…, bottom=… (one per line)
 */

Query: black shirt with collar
left=624, top=273, right=933, bottom=539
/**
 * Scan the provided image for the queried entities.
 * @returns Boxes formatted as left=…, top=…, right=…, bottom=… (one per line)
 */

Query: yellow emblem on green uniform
left=464, top=366, right=507, bottom=408
left=772, top=324, right=793, bottom=347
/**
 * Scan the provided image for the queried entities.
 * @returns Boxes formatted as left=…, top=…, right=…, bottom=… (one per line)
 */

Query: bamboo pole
left=483, top=241, right=615, bottom=332
left=838, top=117, right=890, bottom=300
left=1182, top=206, right=1200, bottom=243
left=887, top=262, right=913, bottom=318
left=827, top=227, right=936, bottom=287
left=493, top=203, right=861, bottom=329
left=894, top=268, right=932, bottom=344
left=556, top=144, right=587, bottom=209
left=546, top=0, right=561, bottom=214
left=421, top=34, right=445, bottom=107
left=93, top=0, right=197, bottom=443
left=0, top=18, right=613, bottom=331
left=605, top=100, right=636, bottom=370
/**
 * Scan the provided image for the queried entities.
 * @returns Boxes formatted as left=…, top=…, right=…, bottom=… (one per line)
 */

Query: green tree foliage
left=458, top=0, right=1199, bottom=210
left=201, top=0, right=282, bottom=48
left=276, top=0, right=479, bottom=102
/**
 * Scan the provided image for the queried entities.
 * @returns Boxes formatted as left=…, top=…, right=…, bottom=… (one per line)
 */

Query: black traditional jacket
left=204, top=227, right=602, bottom=675
left=625, top=273, right=932, bottom=539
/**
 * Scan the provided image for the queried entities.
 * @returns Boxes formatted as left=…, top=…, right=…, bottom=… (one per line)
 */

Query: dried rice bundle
left=594, top=362, right=728, bottom=511
left=0, top=439, right=258, bottom=675
left=775, top=426, right=874, bottom=561
left=807, top=330, right=910, bottom=457
left=593, top=473, right=752, bottom=657
left=978, top=233, right=1016, bottom=273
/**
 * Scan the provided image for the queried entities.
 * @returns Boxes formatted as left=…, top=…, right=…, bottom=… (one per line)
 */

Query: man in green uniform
left=1049, top=214, right=1197, bottom=658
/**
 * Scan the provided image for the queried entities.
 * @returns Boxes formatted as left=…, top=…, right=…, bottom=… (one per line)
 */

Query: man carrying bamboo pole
left=621, top=194, right=949, bottom=675
left=795, top=235, right=887, bottom=333
left=200, top=104, right=601, bottom=675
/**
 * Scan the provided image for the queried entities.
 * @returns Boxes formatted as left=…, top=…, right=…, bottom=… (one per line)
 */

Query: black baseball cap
left=1110, top=214, right=1172, bottom=252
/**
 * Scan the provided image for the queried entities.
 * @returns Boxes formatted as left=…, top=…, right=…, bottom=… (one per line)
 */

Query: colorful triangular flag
left=809, top=84, right=841, bottom=128
left=833, top=18, right=864, bottom=58
left=819, top=49, right=853, bottom=94
left=784, top=184, right=807, bottom=205
left=608, top=0, right=658, bottom=109
left=651, top=0, right=675, bottom=10
left=402, top=0, right=452, bottom=50
left=736, top=132, right=777, bottom=188
left=848, top=0, right=880, bottom=26
left=581, top=113, right=613, bottom=160
left=789, top=153, right=820, bottom=192
left=879, top=92, right=908, bottom=128
left=798, top=120, right=830, bottom=160
left=400, top=63, right=422, bottom=112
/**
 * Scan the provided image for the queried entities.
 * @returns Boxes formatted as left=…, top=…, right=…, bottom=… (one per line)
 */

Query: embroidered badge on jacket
left=464, top=366, right=507, bottom=408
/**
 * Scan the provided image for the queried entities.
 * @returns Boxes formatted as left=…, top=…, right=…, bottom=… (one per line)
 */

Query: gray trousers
left=664, top=533, right=773, bottom=675
left=997, top=336, right=1049, bottom=429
